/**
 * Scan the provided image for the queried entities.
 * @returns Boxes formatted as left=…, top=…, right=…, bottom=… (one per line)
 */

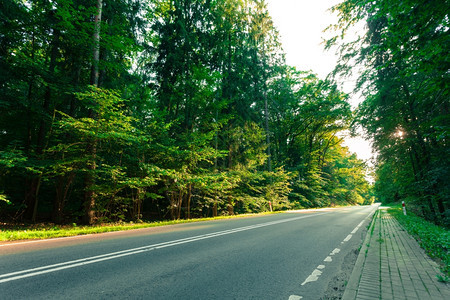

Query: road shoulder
left=343, top=208, right=450, bottom=299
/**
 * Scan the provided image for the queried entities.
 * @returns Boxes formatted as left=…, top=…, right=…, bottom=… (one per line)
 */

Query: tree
left=0, top=0, right=373, bottom=224
left=329, top=0, right=449, bottom=224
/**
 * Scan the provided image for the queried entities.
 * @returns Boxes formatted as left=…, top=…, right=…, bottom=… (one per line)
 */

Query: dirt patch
left=320, top=248, right=360, bottom=300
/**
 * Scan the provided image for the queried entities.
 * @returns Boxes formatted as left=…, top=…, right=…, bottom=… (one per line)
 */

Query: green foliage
left=329, top=0, right=449, bottom=225
left=437, top=274, right=449, bottom=283
left=262, top=168, right=292, bottom=211
left=0, top=193, right=11, bottom=205
left=0, top=0, right=372, bottom=225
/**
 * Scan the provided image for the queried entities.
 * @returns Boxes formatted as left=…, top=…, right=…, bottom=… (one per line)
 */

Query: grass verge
left=0, top=213, right=275, bottom=242
left=388, top=206, right=450, bottom=276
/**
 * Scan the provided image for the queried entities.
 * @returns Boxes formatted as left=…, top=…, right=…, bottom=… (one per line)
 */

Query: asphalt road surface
left=0, top=205, right=377, bottom=299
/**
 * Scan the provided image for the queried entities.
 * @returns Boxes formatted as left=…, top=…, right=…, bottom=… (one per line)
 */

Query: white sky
left=266, top=0, right=374, bottom=163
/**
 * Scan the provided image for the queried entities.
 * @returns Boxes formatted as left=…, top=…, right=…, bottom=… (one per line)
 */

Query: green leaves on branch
left=0, top=0, right=373, bottom=224
left=329, top=0, right=449, bottom=224
left=55, top=87, right=136, bottom=144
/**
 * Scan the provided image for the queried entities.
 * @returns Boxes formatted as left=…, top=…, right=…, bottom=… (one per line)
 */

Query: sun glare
left=395, top=129, right=405, bottom=139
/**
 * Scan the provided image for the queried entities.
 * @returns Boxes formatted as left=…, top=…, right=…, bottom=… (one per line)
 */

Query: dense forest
left=7, top=0, right=440, bottom=226
left=329, top=0, right=449, bottom=226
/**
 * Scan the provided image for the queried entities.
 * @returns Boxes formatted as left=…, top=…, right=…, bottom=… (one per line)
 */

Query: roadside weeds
left=388, top=206, right=449, bottom=278
left=0, top=213, right=275, bottom=242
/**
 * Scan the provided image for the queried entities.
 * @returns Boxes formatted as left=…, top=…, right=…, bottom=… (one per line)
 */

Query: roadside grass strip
left=0, top=212, right=282, bottom=242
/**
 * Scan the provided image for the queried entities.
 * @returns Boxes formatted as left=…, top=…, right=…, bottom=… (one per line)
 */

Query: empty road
left=0, top=205, right=377, bottom=299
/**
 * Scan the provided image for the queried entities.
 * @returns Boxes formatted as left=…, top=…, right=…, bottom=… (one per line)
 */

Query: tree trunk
left=31, top=176, right=42, bottom=223
left=187, top=184, right=192, bottom=219
left=170, top=192, right=175, bottom=220
left=133, top=188, right=143, bottom=221
left=261, top=43, right=272, bottom=173
left=177, top=190, right=183, bottom=219
left=83, top=0, right=103, bottom=225
left=228, top=141, right=233, bottom=170
left=37, top=29, right=59, bottom=153
left=213, top=201, right=218, bottom=217
left=227, top=196, right=234, bottom=215
left=90, top=0, right=102, bottom=87
left=53, top=173, right=75, bottom=224
left=23, top=30, right=37, bottom=221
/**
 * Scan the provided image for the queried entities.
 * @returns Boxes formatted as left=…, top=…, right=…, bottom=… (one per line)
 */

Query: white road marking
left=351, top=220, right=365, bottom=234
left=301, top=269, right=322, bottom=285
left=330, top=248, right=340, bottom=255
left=0, top=212, right=332, bottom=284
left=343, top=234, right=352, bottom=242
left=298, top=207, right=376, bottom=292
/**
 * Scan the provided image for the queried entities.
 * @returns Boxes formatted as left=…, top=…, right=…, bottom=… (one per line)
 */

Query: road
left=0, top=205, right=377, bottom=299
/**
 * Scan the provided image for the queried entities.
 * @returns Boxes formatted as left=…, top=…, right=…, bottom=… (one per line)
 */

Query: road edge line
left=342, top=205, right=379, bottom=300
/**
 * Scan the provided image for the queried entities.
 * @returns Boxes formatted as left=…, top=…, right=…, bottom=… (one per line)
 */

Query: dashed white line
left=343, top=234, right=353, bottom=242
left=330, top=248, right=340, bottom=255
left=301, top=268, right=323, bottom=285
left=297, top=209, right=375, bottom=297
left=351, top=220, right=365, bottom=234
left=300, top=217, right=370, bottom=287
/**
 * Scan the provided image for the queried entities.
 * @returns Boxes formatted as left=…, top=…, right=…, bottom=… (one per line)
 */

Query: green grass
left=362, top=210, right=378, bottom=258
left=369, top=209, right=379, bottom=237
left=0, top=213, right=274, bottom=242
left=388, top=206, right=450, bottom=276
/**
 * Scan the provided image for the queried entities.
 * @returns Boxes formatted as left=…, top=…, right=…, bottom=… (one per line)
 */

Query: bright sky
left=266, top=0, right=374, bottom=163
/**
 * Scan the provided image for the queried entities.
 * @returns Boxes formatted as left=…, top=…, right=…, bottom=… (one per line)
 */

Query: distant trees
left=329, top=0, right=449, bottom=225
left=0, top=0, right=372, bottom=224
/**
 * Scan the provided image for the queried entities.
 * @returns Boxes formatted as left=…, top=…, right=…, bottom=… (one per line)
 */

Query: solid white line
left=0, top=212, right=332, bottom=284
left=0, top=248, right=152, bottom=284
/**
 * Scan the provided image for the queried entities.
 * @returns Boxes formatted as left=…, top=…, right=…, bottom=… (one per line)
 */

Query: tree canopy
left=328, top=0, right=449, bottom=226
left=0, top=0, right=373, bottom=224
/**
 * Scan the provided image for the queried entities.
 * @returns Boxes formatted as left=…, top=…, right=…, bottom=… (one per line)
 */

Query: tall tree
left=328, top=0, right=449, bottom=224
left=0, top=0, right=373, bottom=224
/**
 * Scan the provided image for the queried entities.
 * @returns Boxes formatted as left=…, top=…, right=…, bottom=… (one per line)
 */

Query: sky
left=265, top=0, right=374, bottom=163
